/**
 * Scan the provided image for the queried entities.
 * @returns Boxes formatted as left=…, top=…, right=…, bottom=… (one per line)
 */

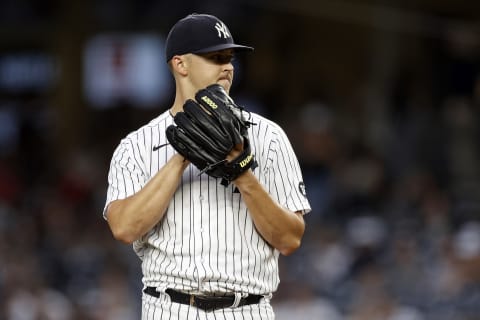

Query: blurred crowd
left=273, top=26, right=480, bottom=319
left=1, top=1, right=480, bottom=320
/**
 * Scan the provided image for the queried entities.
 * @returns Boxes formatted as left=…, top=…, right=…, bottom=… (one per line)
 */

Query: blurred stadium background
left=0, top=0, right=479, bottom=319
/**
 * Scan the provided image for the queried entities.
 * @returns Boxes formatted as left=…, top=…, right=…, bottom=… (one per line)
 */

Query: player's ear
left=171, top=55, right=188, bottom=76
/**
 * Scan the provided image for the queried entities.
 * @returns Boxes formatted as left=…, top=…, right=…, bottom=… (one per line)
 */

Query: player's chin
left=217, top=79, right=232, bottom=92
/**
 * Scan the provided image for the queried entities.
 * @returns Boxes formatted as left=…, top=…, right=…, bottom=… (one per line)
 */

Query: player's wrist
left=172, top=153, right=190, bottom=169
left=232, top=169, right=256, bottom=187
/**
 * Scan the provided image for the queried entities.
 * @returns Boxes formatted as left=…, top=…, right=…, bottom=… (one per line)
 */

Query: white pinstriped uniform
left=104, top=109, right=311, bottom=319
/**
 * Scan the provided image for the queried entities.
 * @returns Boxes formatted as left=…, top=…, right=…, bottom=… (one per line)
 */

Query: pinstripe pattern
left=105, top=110, right=311, bottom=317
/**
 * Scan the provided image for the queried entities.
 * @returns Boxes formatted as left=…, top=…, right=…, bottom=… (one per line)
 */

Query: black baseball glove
left=166, top=84, right=257, bottom=185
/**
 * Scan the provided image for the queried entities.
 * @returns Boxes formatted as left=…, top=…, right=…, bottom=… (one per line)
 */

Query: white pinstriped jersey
left=104, top=109, right=311, bottom=296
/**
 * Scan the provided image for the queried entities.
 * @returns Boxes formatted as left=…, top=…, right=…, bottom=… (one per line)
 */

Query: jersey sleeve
left=268, top=126, right=311, bottom=214
left=103, top=137, right=147, bottom=219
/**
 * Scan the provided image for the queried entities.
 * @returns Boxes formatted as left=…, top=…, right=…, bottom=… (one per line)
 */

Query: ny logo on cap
left=215, top=22, right=231, bottom=39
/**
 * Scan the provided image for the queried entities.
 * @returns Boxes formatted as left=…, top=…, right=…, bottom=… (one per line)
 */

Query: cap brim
left=192, top=44, right=254, bottom=54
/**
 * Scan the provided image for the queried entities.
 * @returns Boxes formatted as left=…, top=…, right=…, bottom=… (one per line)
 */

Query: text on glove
left=201, top=96, right=218, bottom=109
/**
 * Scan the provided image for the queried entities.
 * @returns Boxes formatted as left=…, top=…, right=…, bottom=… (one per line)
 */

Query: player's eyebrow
left=199, top=50, right=235, bottom=64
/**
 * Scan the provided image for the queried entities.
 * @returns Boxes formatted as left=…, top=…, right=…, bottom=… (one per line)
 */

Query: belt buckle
left=189, top=294, right=195, bottom=307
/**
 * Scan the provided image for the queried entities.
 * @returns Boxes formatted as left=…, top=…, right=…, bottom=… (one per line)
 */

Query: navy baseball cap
left=165, top=13, right=254, bottom=62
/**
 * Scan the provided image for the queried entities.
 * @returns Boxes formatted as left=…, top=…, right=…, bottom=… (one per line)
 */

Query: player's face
left=189, top=49, right=235, bottom=92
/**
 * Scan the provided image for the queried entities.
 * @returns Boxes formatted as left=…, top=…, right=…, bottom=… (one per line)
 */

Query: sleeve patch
left=298, top=182, right=307, bottom=197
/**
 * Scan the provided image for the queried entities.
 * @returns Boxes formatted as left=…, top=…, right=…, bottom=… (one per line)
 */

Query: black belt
left=143, top=287, right=262, bottom=312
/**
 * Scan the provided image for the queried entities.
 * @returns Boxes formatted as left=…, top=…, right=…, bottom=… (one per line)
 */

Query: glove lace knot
left=198, top=159, right=227, bottom=175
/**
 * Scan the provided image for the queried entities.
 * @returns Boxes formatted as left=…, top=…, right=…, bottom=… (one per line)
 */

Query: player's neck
left=171, top=83, right=198, bottom=115
left=169, top=102, right=182, bottom=116
left=170, top=92, right=188, bottom=116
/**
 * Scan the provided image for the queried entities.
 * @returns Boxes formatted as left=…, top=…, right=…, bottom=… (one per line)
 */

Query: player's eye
left=202, top=53, right=234, bottom=65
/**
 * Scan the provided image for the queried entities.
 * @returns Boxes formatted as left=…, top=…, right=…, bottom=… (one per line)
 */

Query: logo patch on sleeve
left=298, top=182, right=307, bottom=197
